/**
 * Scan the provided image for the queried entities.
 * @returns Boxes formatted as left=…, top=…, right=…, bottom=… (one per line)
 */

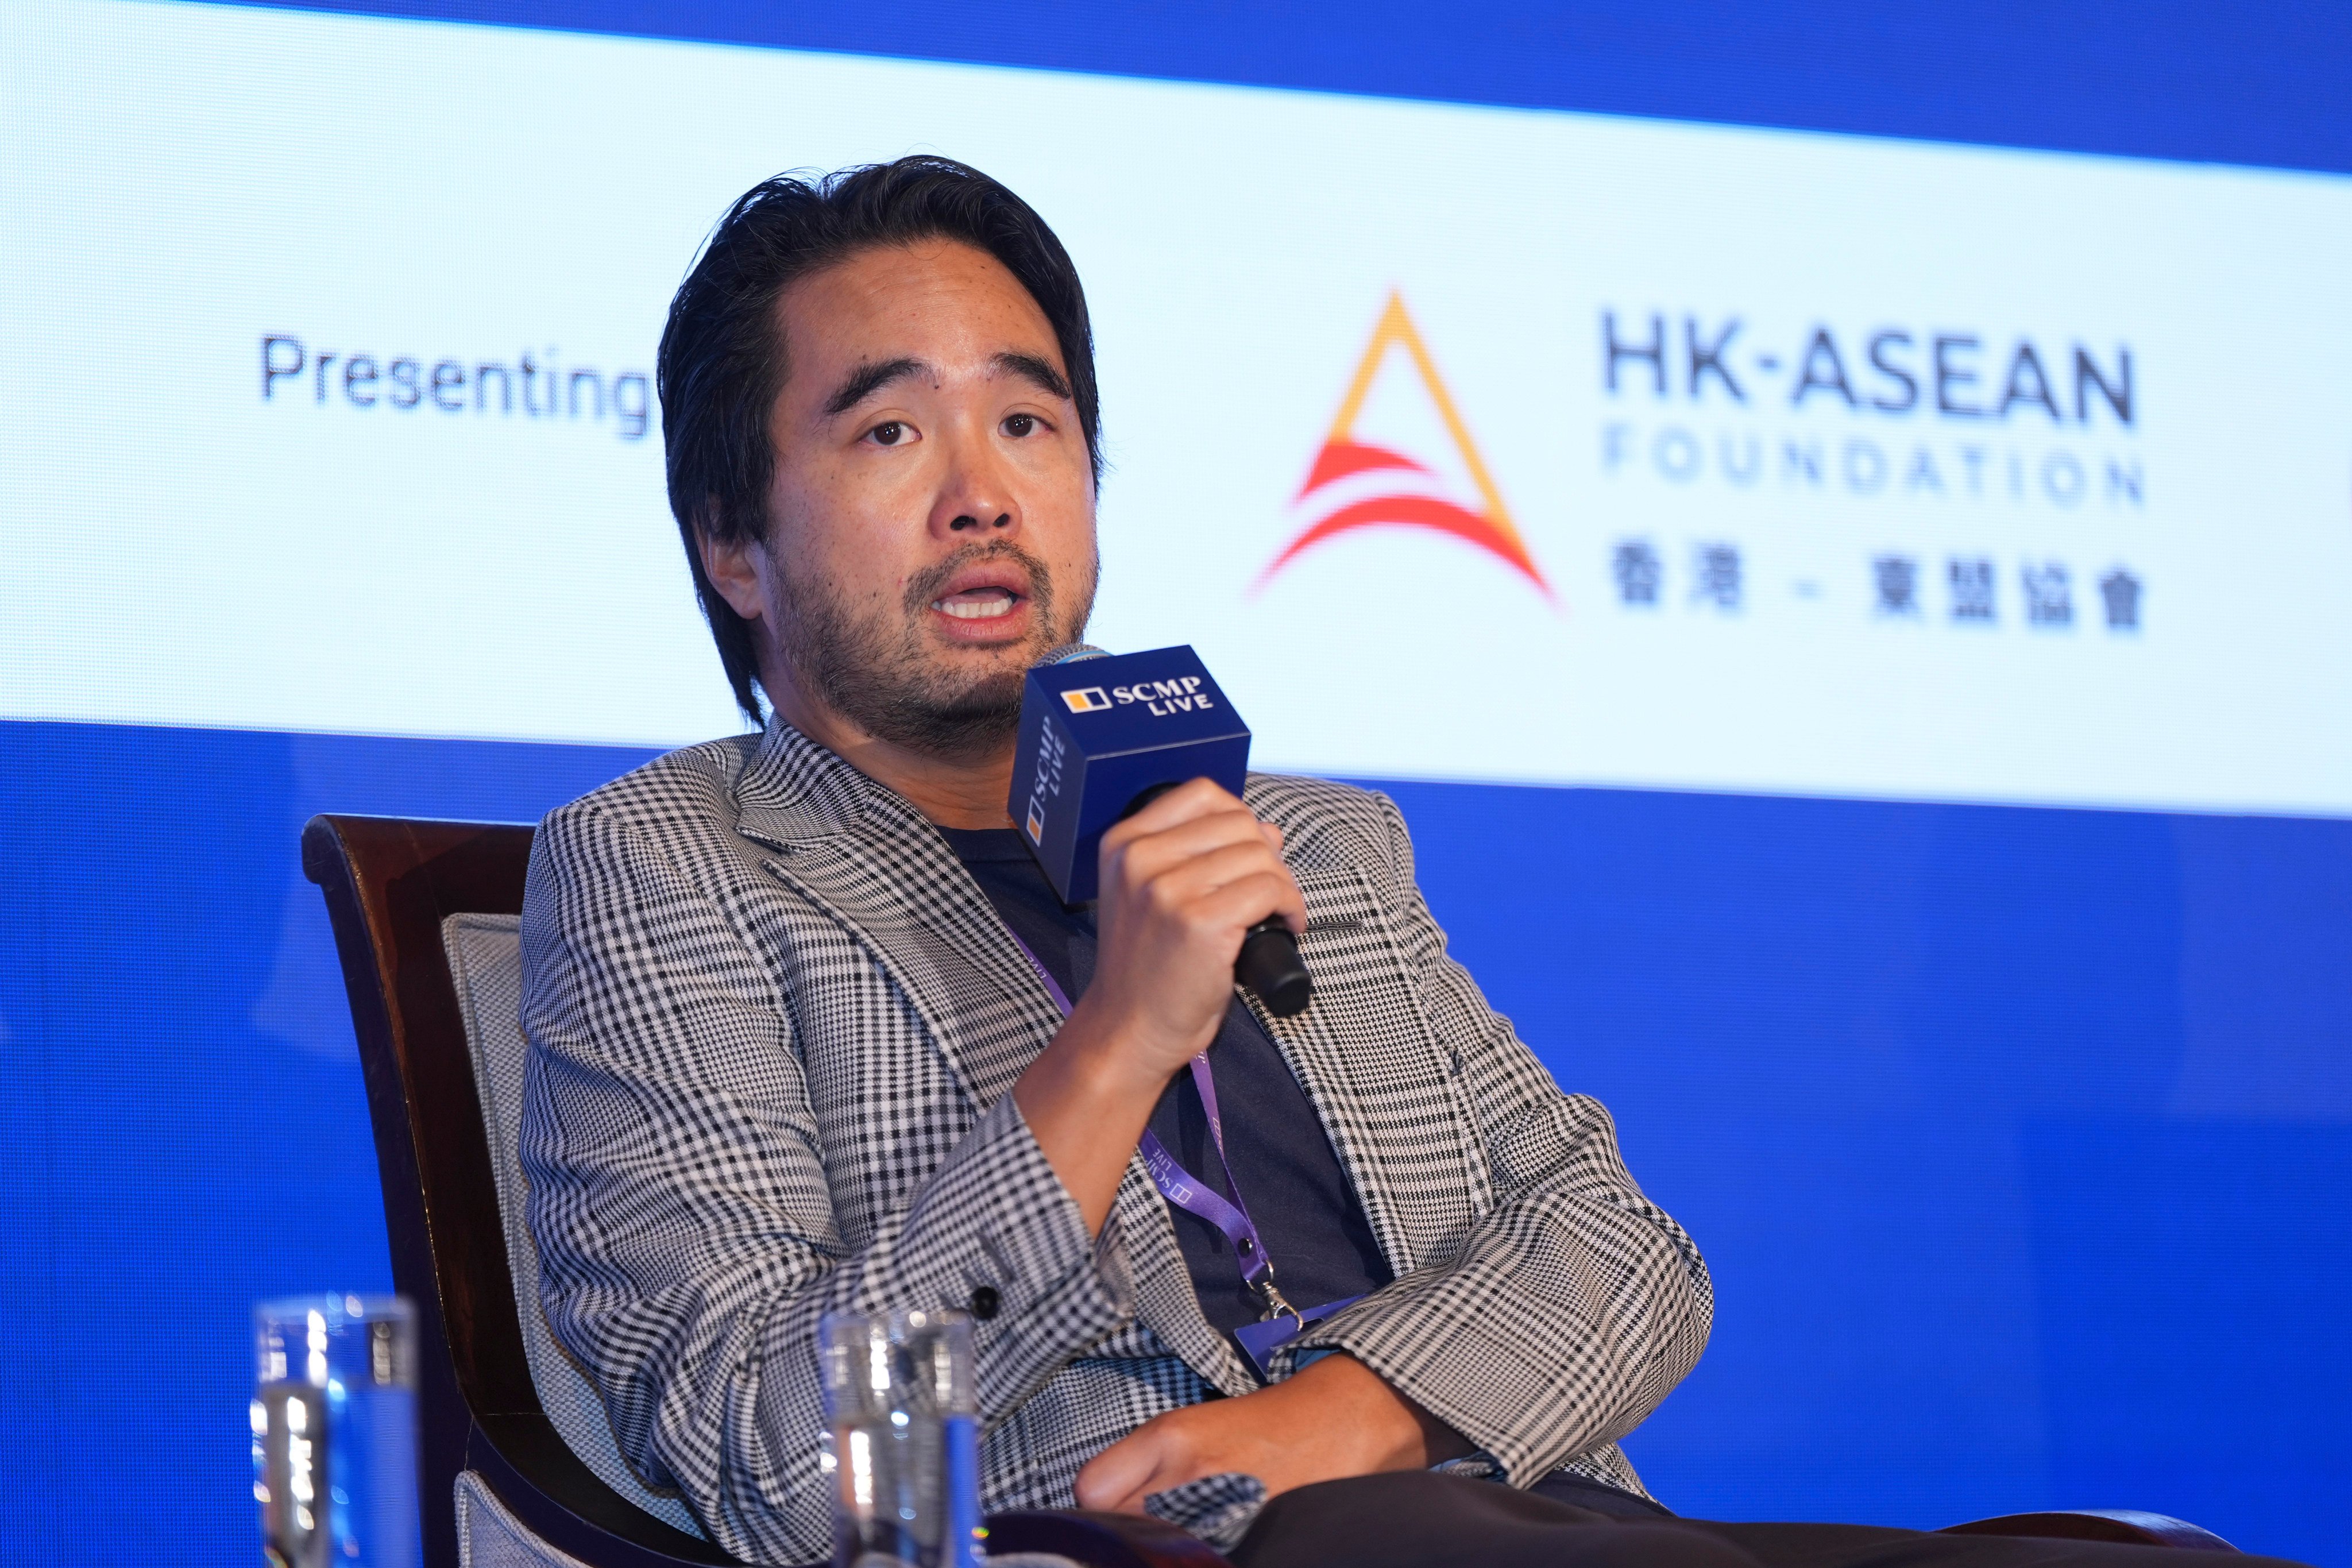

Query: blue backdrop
left=4, top=2, right=2349, bottom=1563
left=2, top=721, right=2344, bottom=1563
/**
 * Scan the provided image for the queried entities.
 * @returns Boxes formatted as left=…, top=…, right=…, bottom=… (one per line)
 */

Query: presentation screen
left=2, top=3, right=2345, bottom=1564
left=9, top=4, right=2352, bottom=813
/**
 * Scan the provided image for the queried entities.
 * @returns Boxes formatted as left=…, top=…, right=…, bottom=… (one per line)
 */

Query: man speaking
left=519, top=159, right=2269, bottom=1568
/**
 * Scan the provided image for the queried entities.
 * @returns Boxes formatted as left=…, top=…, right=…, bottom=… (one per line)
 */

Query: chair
left=302, top=812, right=2233, bottom=1567
left=302, top=813, right=1222, bottom=1568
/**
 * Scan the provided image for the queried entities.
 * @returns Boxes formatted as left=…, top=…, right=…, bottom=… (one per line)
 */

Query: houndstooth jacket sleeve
left=1249, top=781, right=1714, bottom=1493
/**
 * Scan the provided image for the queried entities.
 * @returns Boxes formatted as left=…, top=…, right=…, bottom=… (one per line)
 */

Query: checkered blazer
left=519, top=721, right=1712, bottom=1565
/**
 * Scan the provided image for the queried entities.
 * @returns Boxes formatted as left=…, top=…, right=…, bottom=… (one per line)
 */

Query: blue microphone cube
left=1008, top=645, right=1253, bottom=905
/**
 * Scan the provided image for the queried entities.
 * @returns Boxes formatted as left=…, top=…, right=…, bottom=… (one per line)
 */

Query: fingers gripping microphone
left=1117, top=781, right=1314, bottom=1018
left=1008, top=643, right=1314, bottom=1018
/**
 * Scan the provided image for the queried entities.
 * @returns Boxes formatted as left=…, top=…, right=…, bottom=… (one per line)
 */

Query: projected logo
left=1591, top=310, right=2150, bottom=631
left=1257, top=292, right=1551, bottom=600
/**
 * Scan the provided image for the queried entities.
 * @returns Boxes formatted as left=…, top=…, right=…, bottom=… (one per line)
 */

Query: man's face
left=730, top=238, right=1098, bottom=760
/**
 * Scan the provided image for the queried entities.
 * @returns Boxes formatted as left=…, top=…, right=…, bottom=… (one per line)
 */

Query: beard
left=768, top=537, right=1094, bottom=762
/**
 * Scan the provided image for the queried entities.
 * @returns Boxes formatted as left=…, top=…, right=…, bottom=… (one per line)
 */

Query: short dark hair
left=657, top=156, right=1103, bottom=725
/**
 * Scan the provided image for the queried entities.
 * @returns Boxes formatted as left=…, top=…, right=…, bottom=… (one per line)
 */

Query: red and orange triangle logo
left=1257, top=291, right=1550, bottom=600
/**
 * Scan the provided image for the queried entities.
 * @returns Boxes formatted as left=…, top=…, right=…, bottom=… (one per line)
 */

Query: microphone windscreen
left=1034, top=642, right=1110, bottom=666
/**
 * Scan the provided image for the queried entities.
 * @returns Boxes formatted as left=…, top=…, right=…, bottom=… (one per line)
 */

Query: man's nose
left=929, top=435, right=1019, bottom=539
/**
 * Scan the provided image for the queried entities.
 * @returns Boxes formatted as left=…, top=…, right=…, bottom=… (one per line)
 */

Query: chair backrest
left=443, top=910, right=701, bottom=1538
left=302, top=814, right=731, bottom=1568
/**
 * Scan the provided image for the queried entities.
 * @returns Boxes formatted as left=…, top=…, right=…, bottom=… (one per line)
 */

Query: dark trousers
left=1229, top=1472, right=2309, bottom=1568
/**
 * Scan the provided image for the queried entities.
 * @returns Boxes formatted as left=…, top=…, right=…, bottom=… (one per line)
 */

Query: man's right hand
left=1010, top=779, right=1305, bottom=1234
left=1081, top=779, right=1307, bottom=1081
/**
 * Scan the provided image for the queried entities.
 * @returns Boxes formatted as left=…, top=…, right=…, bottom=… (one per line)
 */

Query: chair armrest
left=465, top=1413, right=1230, bottom=1568
left=469, top=1412, right=737, bottom=1566
left=987, top=1509, right=1236, bottom=1568
left=1941, top=1511, right=2237, bottom=1551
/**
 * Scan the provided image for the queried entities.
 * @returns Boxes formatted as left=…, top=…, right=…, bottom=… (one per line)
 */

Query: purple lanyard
left=1005, top=933, right=1295, bottom=1320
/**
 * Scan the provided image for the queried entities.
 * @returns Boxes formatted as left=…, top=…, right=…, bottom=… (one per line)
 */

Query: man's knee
left=1231, top=1471, right=1763, bottom=1568
left=1543, top=1522, right=1765, bottom=1568
left=1687, top=1521, right=2316, bottom=1568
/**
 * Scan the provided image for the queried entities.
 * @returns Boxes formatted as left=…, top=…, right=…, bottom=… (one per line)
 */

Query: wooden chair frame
left=303, top=813, right=1226, bottom=1568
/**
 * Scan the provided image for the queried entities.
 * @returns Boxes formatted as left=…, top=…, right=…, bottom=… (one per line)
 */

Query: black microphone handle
left=1237, top=918, right=1315, bottom=1018
left=1119, top=783, right=1316, bottom=1017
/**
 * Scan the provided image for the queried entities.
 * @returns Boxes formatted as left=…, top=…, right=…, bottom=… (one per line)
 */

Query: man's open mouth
left=930, top=586, right=1022, bottom=621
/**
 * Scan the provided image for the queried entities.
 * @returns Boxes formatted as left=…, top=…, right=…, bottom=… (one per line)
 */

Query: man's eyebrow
left=822, top=357, right=927, bottom=418
left=994, top=352, right=1072, bottom=401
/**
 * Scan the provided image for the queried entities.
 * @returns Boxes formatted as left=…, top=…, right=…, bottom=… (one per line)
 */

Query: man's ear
left=697, top=511, right=770, bottom=624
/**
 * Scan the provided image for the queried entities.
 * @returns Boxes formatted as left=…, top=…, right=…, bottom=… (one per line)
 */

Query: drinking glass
left=252, top=1294, right=422, bottom=1568
left=818, top=1308, right=983, bottom=1568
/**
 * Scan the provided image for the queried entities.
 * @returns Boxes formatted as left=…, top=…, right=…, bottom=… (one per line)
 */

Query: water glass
left=818, top=1308, right=983, bottom=1568
left=252, top=1294, right=422, bottom=1568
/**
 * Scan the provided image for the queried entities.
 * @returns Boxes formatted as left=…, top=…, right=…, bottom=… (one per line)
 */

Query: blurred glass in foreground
left=820, top=1308, right=983, bottom=1568
left=252, top=1295, right=422, bottom=1568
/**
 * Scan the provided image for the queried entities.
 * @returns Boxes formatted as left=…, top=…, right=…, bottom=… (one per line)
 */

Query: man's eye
left=870, top=421, right=907, bottom=446
left=1003, top=413, right=1037, bottom=438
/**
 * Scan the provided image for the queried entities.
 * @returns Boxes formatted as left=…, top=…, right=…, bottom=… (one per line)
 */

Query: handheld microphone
left=1007, top=643, right=1314, bottom=1017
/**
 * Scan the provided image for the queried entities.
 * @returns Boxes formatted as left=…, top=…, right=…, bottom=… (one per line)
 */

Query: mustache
left=900, top=540, right=1053, bottom=620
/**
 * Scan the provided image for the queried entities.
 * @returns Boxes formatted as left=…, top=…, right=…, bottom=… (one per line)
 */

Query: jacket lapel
left=731, top=722, right=1059, bottom=1112
left=1241, top=866, right=1492, bottom=1280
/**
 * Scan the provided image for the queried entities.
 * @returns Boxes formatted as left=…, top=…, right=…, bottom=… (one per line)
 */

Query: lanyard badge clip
left=1250, top=1268, right=1304, bottom=1333
left=1231, top=1281, right=1366, bottom=1380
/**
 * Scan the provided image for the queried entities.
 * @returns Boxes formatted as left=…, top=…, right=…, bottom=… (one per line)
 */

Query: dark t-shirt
left=937, top=827, right=1392, bottom=1357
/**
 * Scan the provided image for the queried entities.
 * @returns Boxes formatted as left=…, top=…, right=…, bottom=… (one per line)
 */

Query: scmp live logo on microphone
left=1061, top=678, right=1219, bottom=718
